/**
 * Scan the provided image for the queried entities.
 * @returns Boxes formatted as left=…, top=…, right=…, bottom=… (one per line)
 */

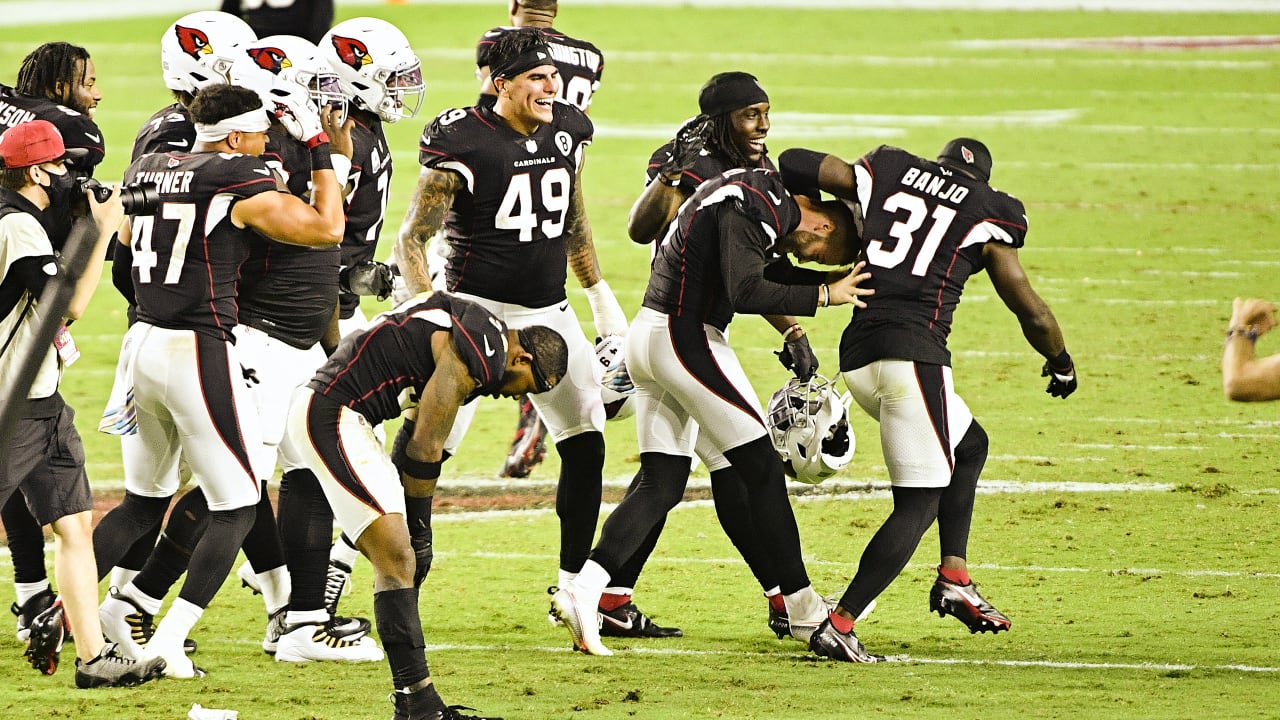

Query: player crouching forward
left=284, top=292, right=567, bottom=720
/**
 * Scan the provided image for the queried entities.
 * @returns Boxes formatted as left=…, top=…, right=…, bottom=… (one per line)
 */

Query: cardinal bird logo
left=330, top=35, right=372, bottom=71
left=247, top=47, right=292, bottom=74
left=961, top=145, right=975, bottom=164
left=174, top=25, right=213, bottom=60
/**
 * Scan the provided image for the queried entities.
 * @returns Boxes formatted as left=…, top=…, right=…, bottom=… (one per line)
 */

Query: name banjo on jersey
left=131, top=169, right=195, bottom=195
left=900, top=167, right=969, bottom=204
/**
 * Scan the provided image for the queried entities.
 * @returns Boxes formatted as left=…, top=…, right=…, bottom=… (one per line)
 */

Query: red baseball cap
left=0, top=120, right=67, bottom=169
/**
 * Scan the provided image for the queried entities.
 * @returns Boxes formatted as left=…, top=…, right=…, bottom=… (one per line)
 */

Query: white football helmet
left=321, top=17, right=425, bottom=123
left=595, top=335, right=636, bottom=421
left=242, top=35, right=347, bottom=122
left=161, top=11, right=257, bottom=94
left=767, top=374, right=855, bottom=484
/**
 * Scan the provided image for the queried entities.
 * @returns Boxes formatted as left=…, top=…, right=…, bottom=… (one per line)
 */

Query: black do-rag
left=517, top=328, right=554, bottom=394
left=937, top=137, right=993, bottom=183
left=698, top=71, right=769, bottom=116
left=490, top=40, right=556, bottom=82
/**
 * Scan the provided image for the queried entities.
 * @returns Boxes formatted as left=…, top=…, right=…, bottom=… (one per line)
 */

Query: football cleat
left=770, top=595, right=870, bottom=641
left=548, top=586, right=611, bottom=656
left=145, top=637, right=207, bottom=679
left=99, top=591, right=151, bottom=660
left=324, top=560, right=353, bottom=618
left=262, top=607, right=288, bottom=655
left=929, top=574, right=1011, bottom=634
left=499, top=396, right=547, bottom=478
left=237, top=560, right=262, bottom=594
left=24, top=600, right=66, bottom=675
left=391, top=690, right=504, bottom=720
left=12, top=587, right=56, bottom=642
left=809, top=618, right=885, bottom=664
left=274, top=621, right=384, bottom=663
left=599, top=602, right=683, bottom=638
left=74, top=643, right=166, bottom=689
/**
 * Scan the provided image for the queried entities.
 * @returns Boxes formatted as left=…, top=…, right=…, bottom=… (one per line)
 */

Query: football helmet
left=321, top=17, right=425, bottom=123
left=766, top=374, right=854, bottom=484
left=242, top=35, right=347, bottom=123
left=595, top=335, right=635, bottom=421
left=161, top=11, right=257, bottom=94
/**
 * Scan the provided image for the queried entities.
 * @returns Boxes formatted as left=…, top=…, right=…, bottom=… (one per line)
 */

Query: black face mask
left=40, top=168, right=78, bottom=209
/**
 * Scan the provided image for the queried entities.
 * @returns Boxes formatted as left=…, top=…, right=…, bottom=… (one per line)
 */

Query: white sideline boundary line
left=416, top=642, right=1279, bottom=673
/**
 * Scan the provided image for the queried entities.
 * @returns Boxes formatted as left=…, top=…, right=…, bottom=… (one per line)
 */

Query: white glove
left=585, top=279, right=628, bottom=338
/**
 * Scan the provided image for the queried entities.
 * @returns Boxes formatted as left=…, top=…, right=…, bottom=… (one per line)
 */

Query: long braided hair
left=706, top=112, right=763, bottom=169
left=15, top=42, right=91, bottom=109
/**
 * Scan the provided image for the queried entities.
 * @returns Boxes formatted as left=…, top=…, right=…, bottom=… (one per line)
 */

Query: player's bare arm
left=402, top=331, right=477, bottom=492
left=233, top=168, right=345, bottom=248
left=985, top=243, right=1066, bottom=358
left=395, top=168, right=463, bottom=294
left=564, top=176, right=603, bottom=288
left=626, top=178, right=685, bottom=245
left=1223, top=298, right=1280, bottom=401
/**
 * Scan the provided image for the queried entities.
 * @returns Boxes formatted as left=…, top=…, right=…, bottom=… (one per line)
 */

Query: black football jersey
left=839, top=144, right=1029, bottom=371
left=476, top=26, right=604, bottom=113
left=308, top=293, right=509, bottom=424
left=338, top=114, right=393, bottom=319
left=223, top=0, right=332, bottom=44
left=0, top=84, right=107, bottom=247
left=418, top=102, right=592, bottom=308
left=124, top=151, right=278, bottom=342
left=643, top=167, right=821, bottom=332
left=237, top=127, right=341, bottom=350
left=132, top=103, right=195, bottom=161
left=644, top=143, right=775, bottom=189
left=0, top=84, right=105, bottom=176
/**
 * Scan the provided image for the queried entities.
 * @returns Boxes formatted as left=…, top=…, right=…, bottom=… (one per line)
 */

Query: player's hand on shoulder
left=659, top=114, right=711, bottom=177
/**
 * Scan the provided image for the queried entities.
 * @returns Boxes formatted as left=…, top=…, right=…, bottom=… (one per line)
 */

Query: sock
left=285, top=608, right=328, bottom=627
left=110, top=567, right=139, bottom=590
left=120, top=582, right=164, bottom=616
left=374, top=587, right=429, bottom=690
left=599, top=592, right=631, bottom=611
left=14, top=580, right=50, bottom=606
left=151, top=597, right=203, bottom=649
left=938, top=566, right=971, bottom=586
left=330, top=533, right=359, bottom=569
left=557, top=569, right=577, bottom=589
left=767, top=592, right=786, bottom=613
left=256, top=566, right=292, bottom=615
left=829, top=612, right=854, bottom=634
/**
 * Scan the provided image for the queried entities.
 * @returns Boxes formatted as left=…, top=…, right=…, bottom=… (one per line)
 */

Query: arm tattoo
left=564, top=175, right=602, bottom=287
left=395, top=169, right=462, bottom=294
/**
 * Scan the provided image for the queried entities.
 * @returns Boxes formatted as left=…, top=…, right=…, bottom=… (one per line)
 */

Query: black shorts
left=1, top=394, right=93, bottom=526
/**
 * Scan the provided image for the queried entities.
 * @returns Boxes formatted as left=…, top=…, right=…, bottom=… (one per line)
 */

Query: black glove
left=775, top=334, right=819, bottom=380
left=339, top=261, right=394, bottom=301
left=657, top=114, right=712, bottom=179
left=1041, top=353, right=1077, bottom=399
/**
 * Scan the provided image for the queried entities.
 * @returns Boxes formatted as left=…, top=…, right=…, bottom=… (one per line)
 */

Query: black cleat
left=768, top=606, right=789, bottom=639
left=12, top=587, right=56, bottom=642
left=74, top=643, right=165, bottom=689
left=808, top=618, right=884, bottom=664
left=929, top=574, right=1011, bottom=634
left=598, top=602, right=683, bottom=638
left=391, top=690, right=503, bottom=719
left=24, top=600, right=66, bottom=675
left=499, top=396, right=547, bottom=478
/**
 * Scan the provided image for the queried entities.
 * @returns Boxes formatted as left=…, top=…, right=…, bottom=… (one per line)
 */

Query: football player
left=283, top=294, right=566, bottom=720
left=394, top=28, right=631, bottom=620
left=220, top=0, right=333, bottom=45
left=613, top=71, right=833, bottom=641
left=550, top=167, right=872, bottom=657
left=93, top=82, right=344, bottom=678
left=779, top=139, right=1076, bottom=662
left=468, top=0, right=607, bottom=480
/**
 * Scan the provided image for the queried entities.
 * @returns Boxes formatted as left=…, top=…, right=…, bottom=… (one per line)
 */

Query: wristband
left=781, top=323, right=803, bottom=342
left=820, top=284, right=829, bottom=308
left=305, top=132, right=331, bottom=150
left=330, top=153, right=352, bottom=185
left=585, top=279, right=628, bottom=337
left=656, top=173, right=681, bottom=187
left=1226, top=327, right=1259, bottom=343
left=308, top=142, right=333, bottom=170
left=394, top=453, right=442, bottom=480
left=1049, top=349, right=1073, bottom=371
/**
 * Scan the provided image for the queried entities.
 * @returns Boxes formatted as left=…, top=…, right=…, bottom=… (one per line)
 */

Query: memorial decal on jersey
left=554, top=131, right=573, bottom=158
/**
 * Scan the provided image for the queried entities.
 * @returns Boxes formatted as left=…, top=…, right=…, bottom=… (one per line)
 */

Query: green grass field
left=1, top=2, right=1279, bottom=719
